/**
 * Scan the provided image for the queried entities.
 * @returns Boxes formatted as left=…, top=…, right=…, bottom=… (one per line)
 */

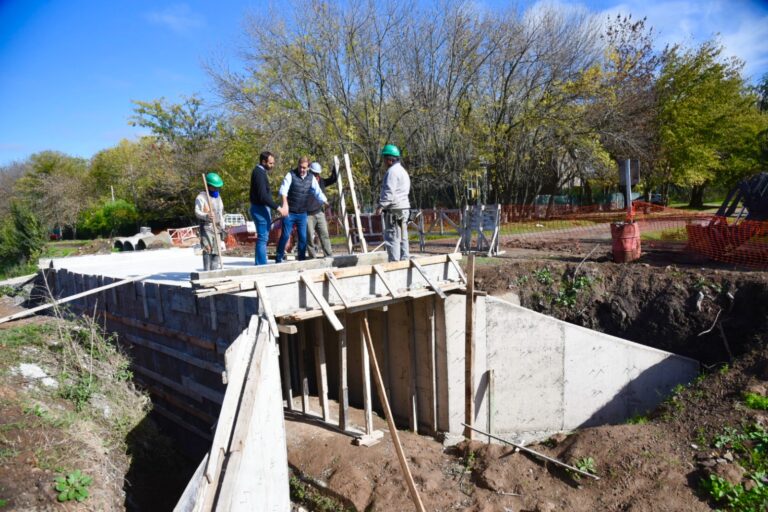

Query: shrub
left=0, top=202, right=46, bottom=276
left=77, top=199, right=138, bottom=238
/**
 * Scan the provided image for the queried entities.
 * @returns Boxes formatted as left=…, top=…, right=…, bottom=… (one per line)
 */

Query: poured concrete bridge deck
left=42, top=247, right=256, bottom=286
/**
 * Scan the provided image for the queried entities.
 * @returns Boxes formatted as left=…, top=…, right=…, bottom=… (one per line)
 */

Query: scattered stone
left=534, top=500, right=557, bottom=512
left=723, top=451, right=734, bottom=462
left=690, top=443, right=699, bottom=450
left=548, top=433, right=568, bottom=445
left=14, top=363, right=58, bottom=389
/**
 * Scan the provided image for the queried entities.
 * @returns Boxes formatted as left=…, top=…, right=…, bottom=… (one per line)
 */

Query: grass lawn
left=667, top=202, right=721, bottom=213
left=641, top=226, right=688, bottom=241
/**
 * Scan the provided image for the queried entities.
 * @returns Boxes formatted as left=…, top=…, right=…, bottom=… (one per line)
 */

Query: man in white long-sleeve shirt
left=374, top=144, right=411, bottom=262
left=275, top=156, right=328, bottom=263
left=194, top=172, right=226, bottom=270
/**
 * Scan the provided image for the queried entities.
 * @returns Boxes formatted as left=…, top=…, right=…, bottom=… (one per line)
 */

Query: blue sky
left=1, top=0, right=766, bottom=167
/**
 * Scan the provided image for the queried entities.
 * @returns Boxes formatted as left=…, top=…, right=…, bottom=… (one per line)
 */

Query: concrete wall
left=479, top=296, right=699, bottom=442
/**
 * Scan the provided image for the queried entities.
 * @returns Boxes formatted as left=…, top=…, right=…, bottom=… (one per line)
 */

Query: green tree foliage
left=0, top=202, right=46, bottom=275
left=77, top=199, right=139, bottom=238
left=13, top=151, right=90, bottom=236
left=656, top=40, right=768, bottom=205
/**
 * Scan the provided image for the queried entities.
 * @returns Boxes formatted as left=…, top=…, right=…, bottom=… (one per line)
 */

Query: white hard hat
left=309, top=162, right=322, bottom=174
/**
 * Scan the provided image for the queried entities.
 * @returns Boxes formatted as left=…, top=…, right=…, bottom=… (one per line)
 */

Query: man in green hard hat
left=194, top=172, right=226, bottom=270
left=375, top=144, right=411, bottom=262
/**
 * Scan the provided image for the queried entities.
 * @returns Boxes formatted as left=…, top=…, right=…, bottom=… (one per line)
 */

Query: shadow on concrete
left=576, top=357, right=696, bottom=429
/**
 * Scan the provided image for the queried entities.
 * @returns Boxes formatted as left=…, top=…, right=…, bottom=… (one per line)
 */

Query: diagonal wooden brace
left=300, top=274, right=344, bottom=331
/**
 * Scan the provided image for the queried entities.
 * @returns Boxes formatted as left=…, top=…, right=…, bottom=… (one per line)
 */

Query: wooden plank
left=299, top=326, right=310, bottom=414
left=105, top=312, right=216, bottom=351
left=313, top=317, right=330, bottom=422
left=277, top=323, right=298, bottom=335
left=361, top=314, right=426, bottom=512
left=464, top=254, right=475, bottom=440
left=254, top=279, right=279, bottom=337
left=326, top=271, right=351, bottom=308
left=204, top=317, right=260, bottom=488
left=153, top=403, right=212, bottom=441
left=278, top=283, right=465, bottom=322
left=447, top=253, right=467, bottom=283
left=360, top=316, right=373, bottom=436
left=0, top=273, right=152, bottom=324
left=209, top=296, right=218, bottom=330
left=407, top=301, right=418, bottom=433
left=280, top=333, right=294, bottom=412
left=343, top=153, right=368, bottom=253
left=338, top=314, right=349, bottom=431
left=300, top=274, right=343, bottom=331
left=173, top=453, right=209, bottom=512
left=215, top=327, right=290, bottom=511
left=428, top=297, right=438, bottom=433
left=373, top=264, right=401, bottom=298
left=123, top=333, right=225, bottom=375
left=410, top=259, right=447, bottom=299
left=141, top=282, right=150, bottom=319
left=335, top=155, right=354, bottom=254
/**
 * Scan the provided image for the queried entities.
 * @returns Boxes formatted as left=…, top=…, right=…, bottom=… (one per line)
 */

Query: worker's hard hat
left=309, top=162, right=322, bottom=174
left=380, top=144, right=401, bottom=158
left=206, top=172, right=224, bottom=188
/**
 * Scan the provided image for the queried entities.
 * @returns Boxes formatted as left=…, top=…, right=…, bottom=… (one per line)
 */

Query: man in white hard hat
left=306, top=161, right=337, bottom=258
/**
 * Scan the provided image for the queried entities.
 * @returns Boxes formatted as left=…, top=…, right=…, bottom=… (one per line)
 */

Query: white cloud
left=547, top=0, right=768, bottom=82
left=146, top=3, right=205, bottom=34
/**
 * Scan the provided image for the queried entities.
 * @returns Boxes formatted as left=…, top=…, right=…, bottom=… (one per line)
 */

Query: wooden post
left=343, top=153, right=368, bottom=253
left=361, top=318, right=374, bottom=436
left=313, top=318, right=330, bottom=422
left=407, top=301, right=419, bottom=433
left=338, top=314, right=349, bottom=431
left=334, top=155, right=354, bottom=254
left=361, top=314, right=427, bottom=512
left=280, top=333, right=294, bottom=412
left=464, top=254, right=475, bottom=439
left=299, top=326, right=309, bottom=414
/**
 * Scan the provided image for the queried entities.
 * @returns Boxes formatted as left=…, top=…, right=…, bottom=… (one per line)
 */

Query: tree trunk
left=689, top=185, right=706, bottom=208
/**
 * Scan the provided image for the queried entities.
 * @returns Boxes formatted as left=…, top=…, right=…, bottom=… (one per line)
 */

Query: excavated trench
left=475, top=259, right=768, bottom=367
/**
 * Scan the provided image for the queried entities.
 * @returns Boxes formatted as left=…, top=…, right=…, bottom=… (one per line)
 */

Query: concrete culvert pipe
left=136, top=232, right=172, bottom=251
left=113, top=239, right=124, bottom=251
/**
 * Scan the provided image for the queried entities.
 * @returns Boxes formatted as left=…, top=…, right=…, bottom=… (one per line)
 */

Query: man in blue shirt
left=275, top=156, right=328, bottom=263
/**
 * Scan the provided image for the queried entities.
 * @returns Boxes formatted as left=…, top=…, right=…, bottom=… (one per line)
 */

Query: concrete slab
left=43, top=248, right=255, bottom=287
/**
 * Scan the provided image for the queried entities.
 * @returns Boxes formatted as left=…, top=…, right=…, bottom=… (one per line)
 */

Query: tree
left=129, top=97, right=222, bottom=221
left=656, top=40, right=767, bottom=206
left=13, top=151, right=91, bottom=236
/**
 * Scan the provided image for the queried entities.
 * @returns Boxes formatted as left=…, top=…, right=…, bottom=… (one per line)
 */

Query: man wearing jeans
left=275, top=156, right=328, bottom=263
left=249, top=151, right=287, bottom=265
left=375, top=145, right=411, bottom=262
left=306, top=161, right=337, bottom=258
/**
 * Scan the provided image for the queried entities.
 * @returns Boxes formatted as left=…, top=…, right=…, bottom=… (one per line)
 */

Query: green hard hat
left=206, top=172, right=224, bottom=188
left=380, top=144, right=401, bottom=158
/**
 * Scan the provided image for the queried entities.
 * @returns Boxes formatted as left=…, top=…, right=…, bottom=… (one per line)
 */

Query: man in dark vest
left=275, top=156, right=328, bottom=263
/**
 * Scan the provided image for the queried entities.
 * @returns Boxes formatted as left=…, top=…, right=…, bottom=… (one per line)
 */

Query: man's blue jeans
left=276, top=212, right=308, bottom=263
left=250, top=204, right=271, bottom=265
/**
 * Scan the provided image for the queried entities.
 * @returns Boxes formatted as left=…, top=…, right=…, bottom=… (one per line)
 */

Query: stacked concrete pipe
left=113, top=229, right=172, bottom=252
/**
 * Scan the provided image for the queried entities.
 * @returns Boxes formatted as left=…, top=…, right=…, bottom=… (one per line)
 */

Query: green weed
left=59, top=374, right=97, bottom=412
left=533, top=268, right=553, bottom=285
left=744, top=393, right=768, bottom=411
left=54, top=470, right=92, bottom=503
left=0, top=498, right=7, bottom=508
left=0, top=324, right=53, bottom=349
left=554, top=275, right=593, bottom=308
left=569, top=456, right=597, bottom=481
left=289, top=475, right=350, bottom=512
left=626, top=414, right=649, bottom=425
left=701, top=473, right=768, bottom=511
